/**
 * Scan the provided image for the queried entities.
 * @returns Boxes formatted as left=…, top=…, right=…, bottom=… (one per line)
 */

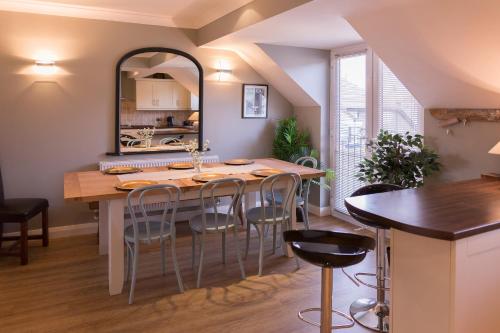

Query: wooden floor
left=0, top=216, right=376, bottom=333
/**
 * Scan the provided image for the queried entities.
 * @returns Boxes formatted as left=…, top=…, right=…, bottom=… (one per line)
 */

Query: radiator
left=98, top=155, right=220, bottom=171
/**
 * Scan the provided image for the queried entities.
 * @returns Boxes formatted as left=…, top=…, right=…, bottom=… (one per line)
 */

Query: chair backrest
left=198, top=178, right=246, bottom=233
left=295, top=156, right=318, bottom=202
left=348, top=183, right=403, bottom=229
left=127, top=184, right=181, bottom=243
left=259, top=172, right=301, bottom=224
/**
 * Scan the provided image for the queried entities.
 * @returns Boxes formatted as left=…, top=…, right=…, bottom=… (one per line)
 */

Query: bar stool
left=284, top=230, right=375, bottom=333
left=345, top=184, right=402, bottom=332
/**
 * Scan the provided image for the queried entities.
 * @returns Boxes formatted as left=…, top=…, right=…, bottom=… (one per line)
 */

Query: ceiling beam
left=196, top=0, right=313, bottom=46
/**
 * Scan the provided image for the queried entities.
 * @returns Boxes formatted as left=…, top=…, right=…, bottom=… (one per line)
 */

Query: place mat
left=117, top=163, right=270, bottom=182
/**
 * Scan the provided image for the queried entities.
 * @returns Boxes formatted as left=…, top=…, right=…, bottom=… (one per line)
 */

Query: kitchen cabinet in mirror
left=110, top=47, right=203, bottom=155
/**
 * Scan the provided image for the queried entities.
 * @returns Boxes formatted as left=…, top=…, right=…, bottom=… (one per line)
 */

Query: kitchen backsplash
left=121, top=100, right=190, bottom=127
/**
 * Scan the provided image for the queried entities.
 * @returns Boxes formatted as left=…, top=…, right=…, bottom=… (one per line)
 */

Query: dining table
left=64, top=158, right=325, bottom=296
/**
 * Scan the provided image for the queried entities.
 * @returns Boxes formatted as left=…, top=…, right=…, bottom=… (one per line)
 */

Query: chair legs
left=244, top=222, right=251, bottom=259
left=196, top=234, right=206, bottom=288
left=20, top=223, right=28, bottom=265
left=255, top=224, right=265, bottom=276
left=222, top=231, right=227, bottom=264
left=170, top=236, right=184, bottom=293
left=233, top=227, right=246, bottom=280
left=160, top=239, right=166, bottom=275
left=128, top=244, right=139, bottom=304
left=42, top=207, right=49, bottom=247
left=298, top=205, right=310, bottom=230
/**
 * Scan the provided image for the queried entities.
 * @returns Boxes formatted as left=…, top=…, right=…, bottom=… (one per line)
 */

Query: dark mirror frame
left=108, top=47, right=204, bottom=156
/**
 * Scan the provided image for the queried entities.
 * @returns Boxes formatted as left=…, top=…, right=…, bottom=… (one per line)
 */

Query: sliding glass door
left=333, top=52, right=370, bottom=214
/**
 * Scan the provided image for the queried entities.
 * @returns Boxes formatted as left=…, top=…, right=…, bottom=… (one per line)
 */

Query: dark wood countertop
left=344, top=178, right=500, bottom=241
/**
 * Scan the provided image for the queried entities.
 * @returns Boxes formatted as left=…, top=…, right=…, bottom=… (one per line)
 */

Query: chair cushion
left=189, top=213, right=238, bottom=233
left=0, top=198, right=48, bottom=222
left=246, top=206, right=290, bottom=224
left=124, top=221, right=171, bottom=243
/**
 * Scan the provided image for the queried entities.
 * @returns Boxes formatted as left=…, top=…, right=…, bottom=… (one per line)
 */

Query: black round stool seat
left=284, top=230, right=375, bottom=268
left=284, top=230, right=375, bottom=332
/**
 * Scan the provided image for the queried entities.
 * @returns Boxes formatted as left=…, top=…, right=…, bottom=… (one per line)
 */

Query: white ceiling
left=204, top=0, right=362, bottom=50
left=12, top=0, right=254, bottom=28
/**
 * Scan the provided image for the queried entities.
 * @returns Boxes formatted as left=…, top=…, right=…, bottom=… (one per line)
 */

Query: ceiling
left=205, top=0, right=362, bottom=50
left=17, top=0, right=254, bottom=28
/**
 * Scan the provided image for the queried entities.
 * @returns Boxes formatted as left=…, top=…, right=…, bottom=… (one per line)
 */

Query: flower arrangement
left=183, top=139, right=210, bottom=173
left=137, top=127, right=155, bottom=148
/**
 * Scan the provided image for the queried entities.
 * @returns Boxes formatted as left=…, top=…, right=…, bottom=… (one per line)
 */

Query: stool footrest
left=354, top=272, right=391, bottom=291
left=298, top=307, right=354, bottom=330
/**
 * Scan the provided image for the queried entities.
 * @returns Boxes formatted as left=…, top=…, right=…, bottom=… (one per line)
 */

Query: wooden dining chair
left=0, top=167, right=49, bottom=265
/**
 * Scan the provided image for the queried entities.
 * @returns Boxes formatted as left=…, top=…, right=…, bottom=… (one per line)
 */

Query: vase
left=145, top=138, right=152, bottom=148
left=192, top=156, right=202, bottom=173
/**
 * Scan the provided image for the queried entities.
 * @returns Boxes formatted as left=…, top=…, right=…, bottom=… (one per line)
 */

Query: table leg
left=98, top=200, right=108, bottom=255
left=107, top=198, right=125, bottom=296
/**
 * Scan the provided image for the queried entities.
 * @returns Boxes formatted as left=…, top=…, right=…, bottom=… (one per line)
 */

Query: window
left=377, top=61, right=423, bottom=135
left=331, top=48, right=423, bottom=215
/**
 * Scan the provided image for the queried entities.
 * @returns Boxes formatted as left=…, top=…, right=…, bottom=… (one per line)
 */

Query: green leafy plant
left=272, top=116, right=334, bottom=188
left=272, top=116, right=310, bottom=161
left=357, top=130, right=441, bottom=188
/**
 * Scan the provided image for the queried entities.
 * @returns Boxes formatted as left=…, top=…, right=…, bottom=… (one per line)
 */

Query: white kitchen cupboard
left=135, top=78, right=191, bottom=110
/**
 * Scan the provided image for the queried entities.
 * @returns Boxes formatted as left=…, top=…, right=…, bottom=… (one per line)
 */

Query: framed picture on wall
left=242, top=84, right=268, bottom=118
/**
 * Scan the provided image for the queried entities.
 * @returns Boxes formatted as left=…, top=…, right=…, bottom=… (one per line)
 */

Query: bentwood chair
left=266, top=157, right=318, bottom=230
left=189, top=178, right=246, bottom=288
left=346, top=184, right=402, bottom=332
left=245, top=172, right=301, bottom=276
left=0, top=166, right=49, bottom=265
left=284, top=230, right=375, bottom=333
left=125, top=184, right=184, bottom=304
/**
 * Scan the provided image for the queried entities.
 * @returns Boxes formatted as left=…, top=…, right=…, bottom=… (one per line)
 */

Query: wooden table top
left=64, top=158, right=325, bottom=203
left=345, top=178, right=500, bottom=241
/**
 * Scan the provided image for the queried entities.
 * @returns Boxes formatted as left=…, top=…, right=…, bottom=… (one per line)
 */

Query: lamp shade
left=188, top=112, right=199, bottom=121
left=488, top=141, right=500, bottom=155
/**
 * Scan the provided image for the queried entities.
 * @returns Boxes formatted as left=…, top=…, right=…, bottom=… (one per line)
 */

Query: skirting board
left=308, top=204, right=331, bottom=217
left=4, top=222, right=98, bottom=240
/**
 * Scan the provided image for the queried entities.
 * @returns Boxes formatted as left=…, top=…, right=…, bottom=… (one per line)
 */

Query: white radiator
left=99, top=155, right=220, bottom=171
left=98, top=155, right=220, bottom=221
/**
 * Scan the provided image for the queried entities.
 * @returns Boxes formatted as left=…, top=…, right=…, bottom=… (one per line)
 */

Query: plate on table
left=250, top=169, right=284, bottom=177
left=224, top=159, right=254, bottom=166
left=104, top=166, right=142, bottom=175
left=168, top=162, right=194, bottom=170
left=116, top=180, right=158, bottom=191
left=192, top=173, right=226, bottom=182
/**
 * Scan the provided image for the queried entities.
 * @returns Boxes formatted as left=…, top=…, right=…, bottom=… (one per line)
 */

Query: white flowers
left=183, top=139, right=210, bottom=172
left=137, top=127, right=155, bottom=140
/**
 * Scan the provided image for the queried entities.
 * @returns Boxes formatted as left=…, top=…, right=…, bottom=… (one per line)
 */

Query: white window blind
left=378, top=61, right=423, bottom=135
left=333, top=53, right=367, bottom=214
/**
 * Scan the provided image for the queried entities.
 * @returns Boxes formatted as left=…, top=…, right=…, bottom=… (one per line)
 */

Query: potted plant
left=356, top=130, right=441, bottom=188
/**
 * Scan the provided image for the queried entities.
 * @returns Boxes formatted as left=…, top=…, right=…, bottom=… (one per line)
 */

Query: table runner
left=117, top=163, right=270, bottom=182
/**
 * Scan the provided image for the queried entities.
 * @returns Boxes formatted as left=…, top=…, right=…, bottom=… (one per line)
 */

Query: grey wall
left=258, top=44, right=331, bottom=207
left=0, top=11, right=292, bottom=230
left=424, top=112, right=500, bottom=183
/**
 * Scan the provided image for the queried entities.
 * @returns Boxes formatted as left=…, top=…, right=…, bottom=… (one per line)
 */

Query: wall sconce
left=216, top=60, right=232, bottom=81
left=34, top=58, right=57, bottom=75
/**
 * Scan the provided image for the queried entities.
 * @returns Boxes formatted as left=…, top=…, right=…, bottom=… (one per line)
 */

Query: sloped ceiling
left=341, top=0, right=500, bottom=108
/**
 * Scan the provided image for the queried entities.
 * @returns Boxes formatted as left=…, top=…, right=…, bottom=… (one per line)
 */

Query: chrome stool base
left=350, top=298, right=389, bottom=332
left=298, top=308, right=354, bottom=330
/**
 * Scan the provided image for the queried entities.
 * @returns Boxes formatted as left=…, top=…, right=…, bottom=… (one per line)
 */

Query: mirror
left=111, top=47, right=203, bottom=155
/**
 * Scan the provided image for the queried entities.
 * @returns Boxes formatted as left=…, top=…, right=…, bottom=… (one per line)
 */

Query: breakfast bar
left=345, top=178, right=500, bottom=333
